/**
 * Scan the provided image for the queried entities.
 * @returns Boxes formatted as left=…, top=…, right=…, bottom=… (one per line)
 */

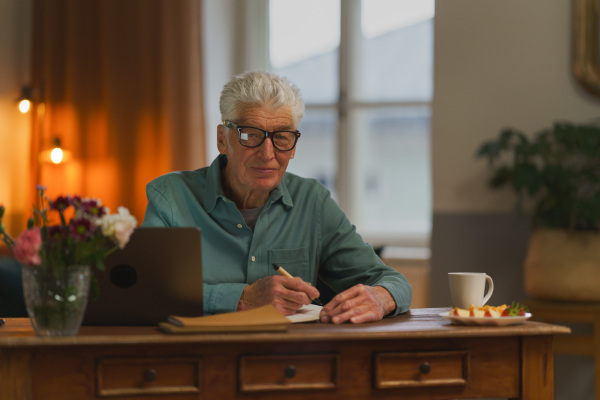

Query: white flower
left=100, top=207, right=138, bottom=249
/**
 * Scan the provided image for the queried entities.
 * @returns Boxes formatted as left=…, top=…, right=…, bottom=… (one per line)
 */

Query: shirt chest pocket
left=268, top=247, right=312, bottom=282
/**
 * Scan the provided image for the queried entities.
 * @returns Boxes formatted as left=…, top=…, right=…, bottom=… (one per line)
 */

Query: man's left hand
left=319, top=285, right=396, bottom=324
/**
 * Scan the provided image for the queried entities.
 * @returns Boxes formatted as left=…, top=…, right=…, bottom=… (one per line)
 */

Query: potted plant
left=476, top=121, right=600, bottom=301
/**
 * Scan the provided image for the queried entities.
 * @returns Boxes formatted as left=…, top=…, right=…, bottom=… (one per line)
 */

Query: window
left=258, top=0, right=433, bottom=247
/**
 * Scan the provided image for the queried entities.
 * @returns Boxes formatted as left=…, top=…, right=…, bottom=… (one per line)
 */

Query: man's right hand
left=236, top=275, right=320, bottom=315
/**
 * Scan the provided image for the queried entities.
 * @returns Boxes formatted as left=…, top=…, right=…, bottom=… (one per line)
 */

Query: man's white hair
left=219, top=71, right=305, bottom=127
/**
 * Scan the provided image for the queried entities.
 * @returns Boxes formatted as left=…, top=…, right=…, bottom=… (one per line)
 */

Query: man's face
left=217, top=105, right=297, bottom=204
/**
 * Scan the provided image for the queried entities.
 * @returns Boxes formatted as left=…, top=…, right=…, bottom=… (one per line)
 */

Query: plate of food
left=440, top=302, right=531, bottom=326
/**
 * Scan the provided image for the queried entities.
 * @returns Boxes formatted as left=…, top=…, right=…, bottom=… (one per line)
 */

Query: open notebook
left=83, top=227, right=203, bottom=326
left=286, top=304, right=322, bottom=323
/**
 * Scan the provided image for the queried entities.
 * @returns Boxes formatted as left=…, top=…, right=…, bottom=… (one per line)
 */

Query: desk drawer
left=239, top=353, right=338, bottom=392
left=374, top=350, right=469, bottom=389
left=96, top=356, right=202, bottom=397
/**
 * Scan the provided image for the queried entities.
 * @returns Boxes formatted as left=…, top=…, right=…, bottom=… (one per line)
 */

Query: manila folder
left=159, top=305, right=290, bottom=333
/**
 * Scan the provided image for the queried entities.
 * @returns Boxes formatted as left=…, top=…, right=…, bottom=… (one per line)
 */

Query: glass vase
left=21, top=264, right=91, bottom=336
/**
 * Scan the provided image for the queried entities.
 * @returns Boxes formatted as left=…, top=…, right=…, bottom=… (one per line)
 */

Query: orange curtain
left=30, top=0, right=205, bottom=223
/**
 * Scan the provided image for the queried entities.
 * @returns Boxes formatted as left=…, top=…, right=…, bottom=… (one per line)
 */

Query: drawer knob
left=144, top=369, right=157, bottom=382
left=419, top=362, right=431, bottom=375
left=284, top=365, right=297, bottom=378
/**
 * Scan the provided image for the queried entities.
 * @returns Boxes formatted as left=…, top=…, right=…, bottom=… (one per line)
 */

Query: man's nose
left=257, top=135, right=276, bottom=158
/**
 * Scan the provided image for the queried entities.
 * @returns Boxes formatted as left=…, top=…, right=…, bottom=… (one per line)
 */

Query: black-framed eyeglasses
left=223, top=120, right=301, bottom=152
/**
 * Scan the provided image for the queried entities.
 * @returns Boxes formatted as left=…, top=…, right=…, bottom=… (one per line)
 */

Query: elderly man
left=142, top=71, right=411, bottom=323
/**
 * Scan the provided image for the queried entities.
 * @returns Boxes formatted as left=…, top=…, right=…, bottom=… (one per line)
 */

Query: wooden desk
left=0, top=308, right=569, bottom=400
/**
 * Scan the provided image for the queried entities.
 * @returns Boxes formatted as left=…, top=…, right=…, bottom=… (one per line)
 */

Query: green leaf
left=489, top=166, right=512, bottom=188
left=507, top=301, right=529, bottom=316
left=90, top=275, right=100, bottom=301
left=512, top=163, right=540, bottom=196
left=475, top=141, right=500, bottom=158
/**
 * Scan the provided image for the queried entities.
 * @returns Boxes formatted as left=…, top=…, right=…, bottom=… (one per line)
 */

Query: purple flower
left=46, top=225, right=67, bottom=243
left=69, top=218, right=95, bottom=240
left=80, top=198, right=107, bottom=218
left=13, top=228, right=42, bottom=265
left=71, top=195, right=82, bottom=208
left=50, top=195, right=72, bottom=211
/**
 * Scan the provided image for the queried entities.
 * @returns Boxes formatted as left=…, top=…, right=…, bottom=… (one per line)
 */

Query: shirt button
left=251, top=256, right=256, bottom=262
left=237, top=224, right=243, bottom=229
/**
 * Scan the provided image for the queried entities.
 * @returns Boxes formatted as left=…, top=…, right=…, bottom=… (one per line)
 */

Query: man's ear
left=217, top=124, right=228, bottom=154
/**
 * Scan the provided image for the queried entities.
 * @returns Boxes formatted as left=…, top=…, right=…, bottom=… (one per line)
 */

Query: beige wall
left=432, top=0, right=600, bottom=214
left=0, top=0, right=32, bottom=237
left=431, top=4, right=599, bottom=397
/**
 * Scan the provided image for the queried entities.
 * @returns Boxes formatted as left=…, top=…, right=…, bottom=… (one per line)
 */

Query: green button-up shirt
left=142, top=155, right=412, bottom=315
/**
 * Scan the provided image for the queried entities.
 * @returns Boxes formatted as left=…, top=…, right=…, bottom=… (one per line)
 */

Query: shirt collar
left=269, top=176, right=293, bottom=208
left=205, top=155, right=227, bottom=213
left=205, top=154, right=294, bottom=212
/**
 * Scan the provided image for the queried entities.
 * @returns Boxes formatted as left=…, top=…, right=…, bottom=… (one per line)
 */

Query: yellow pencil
left=272, top=263, right=323, bottom=306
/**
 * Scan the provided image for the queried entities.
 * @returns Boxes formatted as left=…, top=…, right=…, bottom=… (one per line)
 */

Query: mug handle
left=482, top=274, right=494, bottom=306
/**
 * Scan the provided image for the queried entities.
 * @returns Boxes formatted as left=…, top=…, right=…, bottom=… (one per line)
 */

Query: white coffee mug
left=448, top=272, right=494, bottom=309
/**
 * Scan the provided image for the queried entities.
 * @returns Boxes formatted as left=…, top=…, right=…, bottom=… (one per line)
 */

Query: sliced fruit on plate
left=448, top=302, right=530, bottom=318
left=468, top=305, right=485, bottom=317
left=483, top=304, right=507, bottom=317
left=484, top=306, right=501, bottom=317
left=451, top=307, right=470, bottom=317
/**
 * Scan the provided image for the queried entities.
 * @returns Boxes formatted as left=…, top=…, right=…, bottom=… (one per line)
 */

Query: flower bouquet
left=0, top=186, right=137, bottom=336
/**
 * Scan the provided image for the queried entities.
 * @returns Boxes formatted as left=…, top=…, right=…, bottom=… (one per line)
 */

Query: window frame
left=240, top=0, right=432, bottom=248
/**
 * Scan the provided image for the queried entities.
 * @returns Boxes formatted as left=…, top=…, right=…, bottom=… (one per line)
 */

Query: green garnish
left=506, top=301, right=529, bottom=316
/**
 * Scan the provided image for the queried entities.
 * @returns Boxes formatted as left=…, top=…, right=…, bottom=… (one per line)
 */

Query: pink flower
left=13, top=227, right=42, bottom=266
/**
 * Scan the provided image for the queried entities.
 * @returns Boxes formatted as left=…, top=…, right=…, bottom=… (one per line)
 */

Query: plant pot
left=22, top=264, right=91, bottom=336
left=524, top=228, right=600, bottom=301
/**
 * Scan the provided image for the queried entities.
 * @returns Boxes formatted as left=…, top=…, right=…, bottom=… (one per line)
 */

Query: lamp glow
left=38, top=137, right=71, bottom=164
left=18, top=99, right=31, bottom=113
left=50, top=147, right=64, bottom=164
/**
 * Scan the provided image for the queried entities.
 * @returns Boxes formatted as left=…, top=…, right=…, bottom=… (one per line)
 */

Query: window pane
left=361, top=106, right=431, bottom=236
left=286, top=108, right=338, bottom=198
left=267, top=0, right=433, bottom=247
left=358, top=0, right=434, bottom=102
left=269, top=0, right=340, bottom=103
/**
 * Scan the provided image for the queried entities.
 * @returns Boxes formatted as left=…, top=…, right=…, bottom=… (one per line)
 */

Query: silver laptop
left=83, top=227, right=203, bottom=326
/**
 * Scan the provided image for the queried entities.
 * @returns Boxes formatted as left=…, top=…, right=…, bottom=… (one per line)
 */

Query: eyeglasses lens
left=239, top=127, right=297, bottom=151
